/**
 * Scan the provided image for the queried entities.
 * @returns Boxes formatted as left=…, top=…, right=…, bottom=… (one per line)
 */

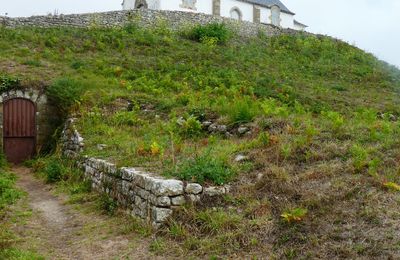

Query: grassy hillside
left=1, top=23, right=400, bottom=258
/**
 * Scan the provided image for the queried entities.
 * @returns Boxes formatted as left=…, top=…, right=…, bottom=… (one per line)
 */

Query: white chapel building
left=122, top=0, right=307, bottom=30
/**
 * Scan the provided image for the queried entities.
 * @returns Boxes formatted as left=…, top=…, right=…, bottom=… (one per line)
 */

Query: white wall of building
left=280, top=11, right=294, bottom=28
left=259, top=6, right=270, bottom=24
left=122, top=0, right=299, bottom=29
left=159, top=0, right=212, bottom=13
left=220, top=0, right=253, bottom=22
left=122, top=0, right=160, bottom=10
left=122, top=0, right=135, bottom=10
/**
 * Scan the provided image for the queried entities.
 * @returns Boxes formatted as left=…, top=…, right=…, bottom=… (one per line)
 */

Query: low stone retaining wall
left=0, top=9, right=296, bottom=38
left=61, top=118, right=228, bottom=226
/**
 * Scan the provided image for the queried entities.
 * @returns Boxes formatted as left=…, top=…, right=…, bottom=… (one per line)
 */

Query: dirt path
left=12, top=166, right=156, bottom=260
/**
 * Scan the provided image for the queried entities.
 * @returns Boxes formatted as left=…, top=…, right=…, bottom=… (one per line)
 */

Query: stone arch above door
left=230, top=7, right=243, bottom=21
left=270, top=5, right=281, bottom=27
left=3, top=98, right=36, bottom=163
left=0, top=89, right=52, bottom=161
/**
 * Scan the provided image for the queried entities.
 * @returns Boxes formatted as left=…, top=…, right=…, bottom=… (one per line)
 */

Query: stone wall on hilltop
left=0, top=9, right=299, bottom=38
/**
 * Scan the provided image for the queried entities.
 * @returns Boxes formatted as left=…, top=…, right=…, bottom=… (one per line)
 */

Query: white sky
left=1, top=0, right=399, bottom=68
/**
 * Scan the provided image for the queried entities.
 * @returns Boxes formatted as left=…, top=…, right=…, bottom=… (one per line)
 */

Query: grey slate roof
left=241, top=0, right=294, bottom=15
left=294, top=20, right=308, bottom=28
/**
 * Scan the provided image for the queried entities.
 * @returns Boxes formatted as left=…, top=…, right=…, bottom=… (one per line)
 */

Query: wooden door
left=3, top=98, right=36, bottom=164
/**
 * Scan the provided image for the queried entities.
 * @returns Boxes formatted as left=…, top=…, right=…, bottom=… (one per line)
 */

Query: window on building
left=135, top=0, right=148, bottom=9
left=230, top=7, right=242, bottom=21
left=271, top=5, right=281, bottom=26
left=180, top=0, right=197, bottom=10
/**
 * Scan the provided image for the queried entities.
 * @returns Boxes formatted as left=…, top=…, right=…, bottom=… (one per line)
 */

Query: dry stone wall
left=61, top=119, right=228, bottom=227
left=0, top=9, right=297, bottom=38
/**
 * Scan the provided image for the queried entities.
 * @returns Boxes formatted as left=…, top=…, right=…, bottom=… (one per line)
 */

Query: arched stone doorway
left=3, top=98, right=36, bottom=164
left=270, top=5, right=281, bottom=27
left=230, top=7, right=242, bottom=21
left=0, top=89, right=53, bottom=164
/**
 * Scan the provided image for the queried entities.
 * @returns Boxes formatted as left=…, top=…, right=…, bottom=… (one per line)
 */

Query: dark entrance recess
left=3, top=98, right=36, bottom=164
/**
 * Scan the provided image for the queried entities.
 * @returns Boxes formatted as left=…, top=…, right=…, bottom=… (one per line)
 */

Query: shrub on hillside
left=179, top=116, right=203, bottom=139
left=112, top=111, right=141, bottom=126
left=0, top=74, right=20, bottom=93
left=225, top=97, right=260, bottom=125
left=98, top=194, right=118, bottom=216
left=44, top=159, right=65, bottom=183
left=171, top=150, right=235, bottom=185
left=46, top=78, right=84, bottom=114
left=186, top=23, right=231, bottom=45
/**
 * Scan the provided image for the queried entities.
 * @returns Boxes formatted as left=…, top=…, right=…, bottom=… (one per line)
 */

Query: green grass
left=168, top=148, right=235, bottom=185
left=0, top=248, right=44, bottom=260
left=0, top=171, right=22, bottom=210
left=0, top=165, right=43, bottom=259
left=1, top=23, right=400, bottom=258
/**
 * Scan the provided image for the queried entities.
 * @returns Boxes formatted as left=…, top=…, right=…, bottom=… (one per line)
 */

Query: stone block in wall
left=134, top=172, right=148, bottom=189
left=85, top=164, right=96, bottom=176
left=154, top=196, right=171, bottom=207
left=98, top=160, right=118, bottom=176
left=151, top=179, right=184, bottom=196
left=187, top=194, right=201, bottom=203
left=121, top=167, right=136, bottom=181
left=152, top=207, right=173, bottom=223
left=171, top=196, right=186, bottom=206
left=121, top=180, right=132, bottom=196
left=204, top=186, right=226, bottom=197
left=137, top=187, right=151, bottom=200
left=185, top=183, right=203, bottom=194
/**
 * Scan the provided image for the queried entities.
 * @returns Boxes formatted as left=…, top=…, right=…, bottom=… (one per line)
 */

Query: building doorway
left=3, top=98, right=36, bottom=164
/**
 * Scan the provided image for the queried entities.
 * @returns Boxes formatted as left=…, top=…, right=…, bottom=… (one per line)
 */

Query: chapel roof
left=294, top=19, right=308, bottom=28
left=241, top=0, right=294, bottom=15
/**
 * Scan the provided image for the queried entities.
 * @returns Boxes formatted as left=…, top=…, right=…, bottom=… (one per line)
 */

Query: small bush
left=70, top=60, right=85, bottom=70
left=98, top=194, right=118, bottom=216
left=112, top=111, right=140, bottom=126
left=124, top=22, right=139, bottom=34
left=261, top=98, right=290, bottom=118
left=171, top=150, right=234, bottom=185
left=44, top=159, right=65, bottom=183
left=321, top=111, right=345, bottom=131
left=281, top=207, right=308, bottom=223
left=349, top=144, right=369, bottom=172
left=179, top=116, right=203, bottom=138
left=186, top=23, right=231, bottom=45
left=383, top=182, right=400, bottom=192
left=0, top=74, right=20, bottom=93
left=225, top=97, right=259, bottom=125
left=46, top=78, right=85, bottom=114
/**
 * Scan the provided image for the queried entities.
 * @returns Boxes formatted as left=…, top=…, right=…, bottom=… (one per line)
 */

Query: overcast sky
left=1, top=0, right=399, bottom=68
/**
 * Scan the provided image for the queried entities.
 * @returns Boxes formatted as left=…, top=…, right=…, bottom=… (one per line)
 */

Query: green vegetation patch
left=0, top=171, right=22, bottom=211
left=0, top=74, right=20, bottom=93
left=1, top=23, right=400, bottom=258
left=185, top=23, right=232, bottom=45
left=169, top=149, right=235, bottom=185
